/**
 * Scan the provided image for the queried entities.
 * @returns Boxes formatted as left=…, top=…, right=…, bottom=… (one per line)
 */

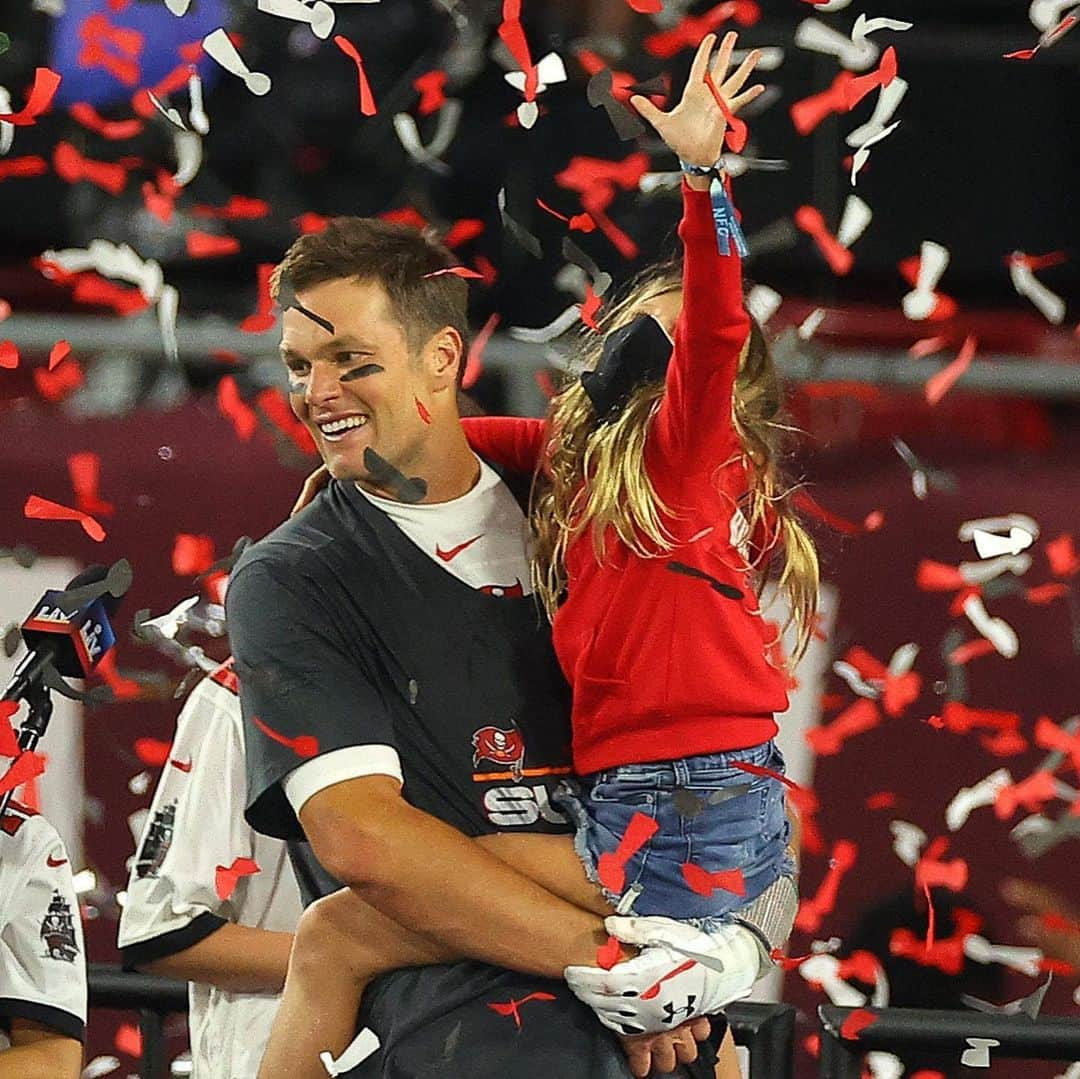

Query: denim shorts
left=555, top=741, right=794, bottom=925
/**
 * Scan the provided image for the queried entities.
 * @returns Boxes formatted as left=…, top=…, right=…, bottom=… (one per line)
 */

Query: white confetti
left=42, top=239, right=164, bottom=302
left=509, top=304, right=582, bottom=344
left=172, top=129, right=202, bottom=187
left=957, top=552, right=1031, bottom=585
left=188, top=69, right=209, bottom=134
left=850, top=14, right=914, bottom=48
left=321, top=1028, right=380, bottom=1075
left=794, top=17, right=879, bottom=71
left=1030, top=0, right=1076, bottom=31
left=971, top=526, right=1035, bottom=559
left=392, top=100, right=463, bottom=174
left=901, top=240, right=949, bottom=321
left=797, top=307, right=827, bottom=341
left=504, top=51, right=567, bottom=95
left=850, top=118, right=900, bottom=184
left=961, top=594, right=1019, bottom=658
left=158, top=283, right=180, bottom=365
left=799, top=954, right=867, bottom=1006
left=146, top=90, right=188, bottom=131
left=963, top=934, right=1043, bottom=976
left=164, top=0, right=192, bottom=14
left=960, top=1038, right=1000, bottom=1069
left=946, top=768, right=1013, bottom=831
left=886, top=642, right=919, bottom=677
left=847, top=77, right=908, bottom=147
left=258, top=0, right=335, bottom=40
left=139, top=596, right=200, bottom=639
left=516, top=100, right=539, bottom=128
left=1008, top=256, right=1066, bottom=325
left=836, top=194, right=872, bottom=249
left=0, top=87, right=14, bottom=156
left=202, top=28, right=272, bottom=95
left=959, top=513, right=1040, bottom=548
left=82, top=1056, right=122, bottom=1078
left=889, top=820, right=926, bottom=866
left=746, top=283, right=782, bottom=325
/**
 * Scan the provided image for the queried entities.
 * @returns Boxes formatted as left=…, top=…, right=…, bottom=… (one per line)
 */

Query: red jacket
left=463, top=181, right=788, bottom=775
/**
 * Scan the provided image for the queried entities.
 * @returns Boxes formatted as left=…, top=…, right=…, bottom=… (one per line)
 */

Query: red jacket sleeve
left=461, top=416, right=547, bottom=475
left=648, top=178, right=749, bottom=473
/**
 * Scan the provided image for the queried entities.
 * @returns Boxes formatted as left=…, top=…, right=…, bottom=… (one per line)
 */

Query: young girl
left=262, top=32, right=816, bottom=1079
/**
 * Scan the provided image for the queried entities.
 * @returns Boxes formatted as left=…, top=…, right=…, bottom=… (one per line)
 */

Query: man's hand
left=565, top=916, right=764, bottom=1035
left=291, top=464, right=330, bottom=516
left=1001, top=878, right=1080, bottom=972
left=620, top=1017, right=711, bottom=1079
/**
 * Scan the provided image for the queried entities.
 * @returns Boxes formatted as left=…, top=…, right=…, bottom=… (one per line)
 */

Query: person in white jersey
left=118, top=657, right=303, bottom=1078
left=0, top=798, right=86, bottom=1078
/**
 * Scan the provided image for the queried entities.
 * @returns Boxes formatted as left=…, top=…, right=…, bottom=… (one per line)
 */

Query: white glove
left=564, top=916, right=767, bottom=1036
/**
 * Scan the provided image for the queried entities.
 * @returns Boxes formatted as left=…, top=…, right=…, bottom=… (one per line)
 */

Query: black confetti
left=666, top=562, right=743, bottom=599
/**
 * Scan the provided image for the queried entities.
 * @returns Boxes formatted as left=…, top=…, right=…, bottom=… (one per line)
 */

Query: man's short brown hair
left=270, top=217, right=470, bottom=365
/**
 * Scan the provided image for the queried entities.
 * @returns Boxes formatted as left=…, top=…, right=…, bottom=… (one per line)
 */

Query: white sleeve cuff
left=282, top=745, right=403, bottom=816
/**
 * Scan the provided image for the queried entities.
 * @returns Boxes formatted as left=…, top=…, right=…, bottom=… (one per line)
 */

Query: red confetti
left=413, top=70, right=448, bottom=115
left=77, top=41, right=140, bottom=88
left=194, top=195, right=271, bottom=221
left=217, top=376, right=258, bottom=441
left=1026, top=582, right=1069, bottom=605
left=48, top=340, right=72, bottom=371
left=994, top=770, right=1060, bottom=819
left=597, top=811, right=659, bottom=894
left=579, top=282, right=603, bottom=330
left=0, top=68, right=63, bottom=126
left=333, top=35, right=378, bottom=116
left=837, top=950, right=883, bottom=984
left=805, top=698, right=880, bottom=756
left=142, top=176, right=176, bottom=225
left=795, top=205, right=854, bottom=276
left=641, top=959, right=699, bottom=1000
left=487, top=991, right=557, bottom=1029
left=68, top=451, right=115, bottom=516
left=463, top=313, right=499, bottom=390
left=866, top=791, right=898, bottom=810
left=252, top=715, right=320, bottom=758
left=0, top=341, right=18, bottom=369
left=114, top=1022, right=142, bottom=1059
left=186, top=231, right=241, bottom=259
left=1035, top=715, right=1080, bottom=773
left=794, top=839, right=858, bottom=933
left=626, top=0, right=663, bottom=11
left=422, top=266, right=484, bottom=280
left=134, top=738, right=171, bottom=766
left=498, top=0, right=538, bottom=102
left=0, top=156, right=49, bottom=180
left=0, top=702, right=20, bottom=758
left=596, top=934, right=622, bottom=970
left=914, top=837, right=968, bottom=893
left=254, top=387, right=316, bottom=454
left=24, top=494, right=105, bottom=541
left=215, top=856, right=260, bottom=901
left=34, top=359, right=85, bottom=403
left=940, top=702, right=1020, bottom=735
left=843, top=47, right=898, bottom=110
left=53, top=141, right=130, bottom=196
left=790, top=71, right=856, bottom=135
left=922, top=880, right=936, bottom=952
left=173, top=533, right=216, bottom=576
left=703, top=69, right=748, bottom=153
left=793, top=491, right=879, bottom=536
left=915, top=559, right=965, bottom=591
left=681, top=863, right=746, bottom=897
left=839, top=1008, right=878, bottom=1040
left=0, top=751, right=47, bottom=798
left=240, top=264, right=277, bottom=334
left=925, top=334, right=976, bottom=406
left=1047, top=534, right=1080, bottom=578
left=382, top=206, right=429, bottom=231
left=980, top=728, right=1028, bottom=757
left=415, top=396, right=432, bottom=425
left=644, top=3, right=761, bottom=59
left=95, top=650, right=144, bottom=701
left=898, top=255, right=958, bottom=321
left=948, top=638, right=997, bottom=666
left=443, top=218, right=485, bottom=249
left=69, top=102, right=143, bottom=140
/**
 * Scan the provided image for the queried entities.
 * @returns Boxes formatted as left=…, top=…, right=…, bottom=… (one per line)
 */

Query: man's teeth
left=319, top=415, right=368, bottom=437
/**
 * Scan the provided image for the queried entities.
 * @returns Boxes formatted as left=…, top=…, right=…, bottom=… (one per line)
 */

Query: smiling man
left=225, top=218, right=721, bottom=1078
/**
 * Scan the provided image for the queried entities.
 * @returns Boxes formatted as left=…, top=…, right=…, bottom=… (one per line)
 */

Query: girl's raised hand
left=629, top=32, right=764, bottom=169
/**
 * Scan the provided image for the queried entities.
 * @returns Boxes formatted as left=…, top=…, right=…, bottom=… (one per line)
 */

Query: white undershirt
left=282, top=456, right=533, bottom=816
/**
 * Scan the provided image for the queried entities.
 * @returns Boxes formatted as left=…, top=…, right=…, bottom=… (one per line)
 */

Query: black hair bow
left=580, top=314, right=673, bottom=422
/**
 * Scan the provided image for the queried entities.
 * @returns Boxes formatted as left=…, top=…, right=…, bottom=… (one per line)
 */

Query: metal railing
left=818, top=1004, right=1080, bottom=1079
left=88, top=964, right=188, bottom=1079
left=86, top=965, right=796, bottom=1079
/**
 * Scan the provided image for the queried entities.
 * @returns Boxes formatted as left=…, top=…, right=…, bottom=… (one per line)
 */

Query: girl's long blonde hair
left=531, top=261, right=821, bottom=664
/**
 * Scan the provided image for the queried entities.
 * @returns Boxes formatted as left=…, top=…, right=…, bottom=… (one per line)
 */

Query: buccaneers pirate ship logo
left=135, top=800, right=176, bottom=879
left=40, top=891, right=79, bottom=963
left=472, top=725, right=526, bottom=780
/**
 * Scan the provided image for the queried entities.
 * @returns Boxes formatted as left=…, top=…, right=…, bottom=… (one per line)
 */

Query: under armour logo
left=662, top=995, right=698, bottom=1025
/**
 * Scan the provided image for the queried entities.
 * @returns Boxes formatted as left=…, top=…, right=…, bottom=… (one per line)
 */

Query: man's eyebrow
left=279, top=337, right=374, bottom=361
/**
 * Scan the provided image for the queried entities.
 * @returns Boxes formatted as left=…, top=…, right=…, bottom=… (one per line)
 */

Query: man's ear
left=426, top=326, right=465, bottom=392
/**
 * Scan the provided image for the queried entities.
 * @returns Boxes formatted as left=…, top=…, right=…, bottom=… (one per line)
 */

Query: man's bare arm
left=0, top=1019, right=82, bottom=1079
left=301, top=776, right=614, bottom=980
left=138, top=923, right=294, bottom=994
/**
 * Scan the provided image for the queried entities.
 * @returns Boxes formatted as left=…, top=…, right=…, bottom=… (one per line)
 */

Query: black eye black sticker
left=277, top=276, right=335, bottom=335
left=666, top=561, right=744, bottom=600
left=340, top=363, right=385, bottom=381
left=363, top=447, right=428, bottom=504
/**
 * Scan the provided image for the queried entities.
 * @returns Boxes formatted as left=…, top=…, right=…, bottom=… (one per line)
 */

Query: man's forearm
left=309, top=786, right=610, bottom=980
left=140, top=923, right=293, bottom=994
left=0, top=1038, right=82, bottom=1079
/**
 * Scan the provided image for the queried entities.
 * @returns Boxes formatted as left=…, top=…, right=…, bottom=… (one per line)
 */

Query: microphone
left=3, top=561, right=130, bottom=704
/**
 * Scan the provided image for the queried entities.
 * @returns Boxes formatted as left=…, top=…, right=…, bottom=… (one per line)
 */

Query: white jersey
left=0, top=802, right=87, bottom=1049
left=118, top=663, right=303, bottom=1079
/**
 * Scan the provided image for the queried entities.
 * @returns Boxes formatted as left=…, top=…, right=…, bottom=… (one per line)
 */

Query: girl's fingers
left=721, top=49, right=763, bottom=98
left=628, top=93, right=667, bottom=129
left=709, top=30, right=739, bottom=85
left=726, top=83, right=767, bottom=114
left=687, top=33, right=718, bottom=89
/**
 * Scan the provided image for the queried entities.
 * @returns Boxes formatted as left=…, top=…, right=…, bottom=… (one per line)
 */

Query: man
left=0, top=798, right=86, bottom=1079
left=225, top=217, right=726, bottom=1078
left=118, top=657, right=303, bottom=1077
